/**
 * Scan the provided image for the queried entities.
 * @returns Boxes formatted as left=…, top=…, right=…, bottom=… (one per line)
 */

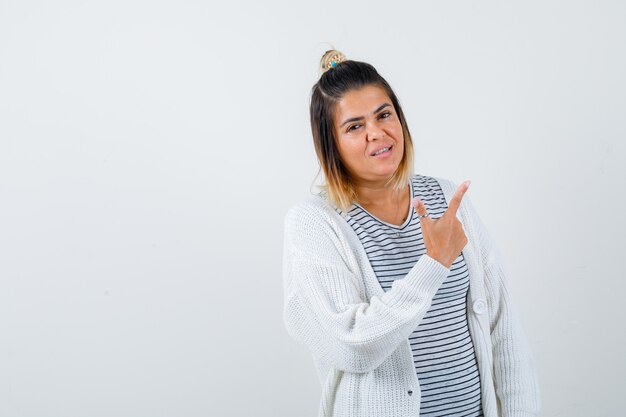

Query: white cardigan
left=281, top=175, right=541, bottom=417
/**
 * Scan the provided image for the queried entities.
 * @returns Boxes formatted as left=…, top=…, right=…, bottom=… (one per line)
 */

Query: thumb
left=411, top=197, right=430, bottom=219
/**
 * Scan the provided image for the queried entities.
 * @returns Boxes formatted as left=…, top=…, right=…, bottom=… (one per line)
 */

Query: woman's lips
left=372, top=145, right=393, bottom=158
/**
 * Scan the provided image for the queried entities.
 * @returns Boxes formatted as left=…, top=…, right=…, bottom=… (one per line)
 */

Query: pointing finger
left=445, top=180, right=471, bottom=217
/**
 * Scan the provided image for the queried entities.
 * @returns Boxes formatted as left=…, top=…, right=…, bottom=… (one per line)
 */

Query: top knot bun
left=319, top=49, right=347, bottom=77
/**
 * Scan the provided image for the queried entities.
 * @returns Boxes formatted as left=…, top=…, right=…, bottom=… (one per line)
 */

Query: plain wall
left=0, top=1, right=624, bottom=416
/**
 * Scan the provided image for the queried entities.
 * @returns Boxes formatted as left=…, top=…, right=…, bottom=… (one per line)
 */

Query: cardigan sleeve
left=459, top=188, right=542, bottom=417
left=282, top=201, right=451, bottom=374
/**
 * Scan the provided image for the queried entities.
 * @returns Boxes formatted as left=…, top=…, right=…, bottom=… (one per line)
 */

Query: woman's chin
left=364, top=167, right=401, bottom=181
left=371, top=161, right=401, bottom=175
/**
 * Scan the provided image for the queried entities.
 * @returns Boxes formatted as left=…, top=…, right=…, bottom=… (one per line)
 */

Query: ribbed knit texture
left=336, top=174, right=484, bottom=416
left=282, top=175, right=541, bottom=417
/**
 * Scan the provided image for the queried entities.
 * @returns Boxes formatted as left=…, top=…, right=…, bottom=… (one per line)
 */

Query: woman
left=282, top=50, right=541, bottom=417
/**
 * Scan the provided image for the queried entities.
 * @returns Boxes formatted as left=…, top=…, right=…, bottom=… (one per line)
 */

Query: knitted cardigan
left=281, top=175, right=541, bottom=417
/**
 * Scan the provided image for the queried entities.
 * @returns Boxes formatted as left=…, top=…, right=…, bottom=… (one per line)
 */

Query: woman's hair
left=310, top=49, right=415, bottom=212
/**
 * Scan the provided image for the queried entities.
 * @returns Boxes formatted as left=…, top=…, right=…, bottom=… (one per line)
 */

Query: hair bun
left=319, top=49, right=347, bottom=76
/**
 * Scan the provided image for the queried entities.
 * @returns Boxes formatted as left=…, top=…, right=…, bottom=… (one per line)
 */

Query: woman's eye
left=380, top=111, right=391, bottom=119
left=347, top=124, right=361, bottom=132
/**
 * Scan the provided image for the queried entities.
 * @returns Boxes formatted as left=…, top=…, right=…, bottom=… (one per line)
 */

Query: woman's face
left=333, top=84, right=404, bottom=186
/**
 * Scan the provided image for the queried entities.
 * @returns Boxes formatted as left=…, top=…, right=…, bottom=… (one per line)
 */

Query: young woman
left=282, top=50, right=541, bottom=417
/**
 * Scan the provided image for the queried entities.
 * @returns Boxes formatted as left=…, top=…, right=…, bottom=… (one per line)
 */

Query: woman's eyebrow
left=340, top=103, right=392, bottom=128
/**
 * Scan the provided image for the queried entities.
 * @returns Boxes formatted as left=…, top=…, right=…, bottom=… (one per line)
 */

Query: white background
left=0, top=1, right=624, bottom=416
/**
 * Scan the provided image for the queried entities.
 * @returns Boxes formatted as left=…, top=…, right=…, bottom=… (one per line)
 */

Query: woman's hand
left=411, top=180, right=471, bottom=269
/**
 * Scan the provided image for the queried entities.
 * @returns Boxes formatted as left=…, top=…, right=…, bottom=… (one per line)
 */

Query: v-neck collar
left=351, top=179, right=414, bottom=230
left=320, top=175, right=487, bottom=306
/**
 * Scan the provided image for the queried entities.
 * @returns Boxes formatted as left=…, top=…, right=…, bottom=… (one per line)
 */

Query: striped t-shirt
left=335, top=174, right=484, bottom=417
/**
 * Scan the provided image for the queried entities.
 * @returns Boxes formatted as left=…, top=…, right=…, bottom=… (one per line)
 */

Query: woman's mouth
left=371, top=145, right=393, bottom=158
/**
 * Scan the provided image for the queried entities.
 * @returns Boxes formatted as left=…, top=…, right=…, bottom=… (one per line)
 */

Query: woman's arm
left=282, top=200, right=450, bottom=374
left=461, top=190, right=542, bottom=417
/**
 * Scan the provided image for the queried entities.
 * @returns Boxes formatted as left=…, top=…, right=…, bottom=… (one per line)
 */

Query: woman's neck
left=354, top=181, right=409, bottom=209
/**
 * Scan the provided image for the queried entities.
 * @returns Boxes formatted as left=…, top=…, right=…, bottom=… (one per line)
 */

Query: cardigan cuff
left=399, top=254, right=450, bottom=297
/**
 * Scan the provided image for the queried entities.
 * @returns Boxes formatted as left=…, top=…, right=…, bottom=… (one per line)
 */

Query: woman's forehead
left=334, top=85, right=392, bottom=122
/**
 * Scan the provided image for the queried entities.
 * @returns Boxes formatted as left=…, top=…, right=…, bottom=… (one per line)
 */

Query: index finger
left=445, top=180, right=471, bottom=217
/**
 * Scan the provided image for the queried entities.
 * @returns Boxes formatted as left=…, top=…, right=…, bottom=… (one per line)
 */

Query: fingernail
left=411, top=197, right=421, bottom=206
left=464, top=180, right=471, bottom=187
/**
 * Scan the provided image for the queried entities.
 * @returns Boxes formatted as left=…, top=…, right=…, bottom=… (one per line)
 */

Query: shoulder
left=410, top=173, right=458, bottom=200
left=283, top=194, right=352, bottom=262
left=284, top=194, right=340, bottom=226
left=284, top=194, right=344, bottom=242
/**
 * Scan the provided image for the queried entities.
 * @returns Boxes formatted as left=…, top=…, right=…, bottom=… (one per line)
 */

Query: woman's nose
left=366, top=122, right=385, bottom=141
